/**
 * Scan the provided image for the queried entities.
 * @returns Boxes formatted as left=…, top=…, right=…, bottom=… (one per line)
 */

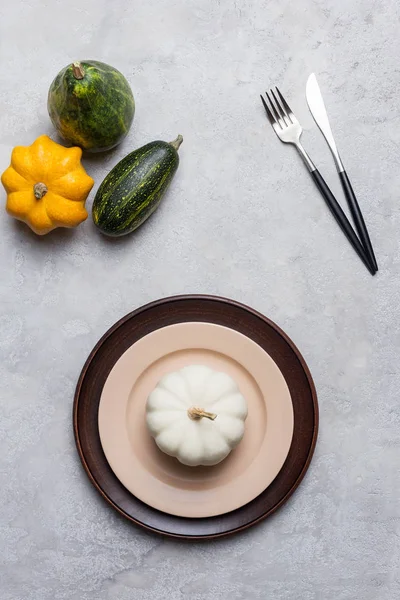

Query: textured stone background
left=1, top=0, right=399, bottom=598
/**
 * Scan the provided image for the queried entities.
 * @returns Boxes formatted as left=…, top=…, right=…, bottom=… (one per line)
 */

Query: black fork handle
left=310, top=169, right=376, bottom=275
left=339, top=170, right=378, bottom=272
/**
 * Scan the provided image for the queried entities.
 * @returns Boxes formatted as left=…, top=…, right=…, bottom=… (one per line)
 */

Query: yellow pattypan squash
left=1, top=135, right=94, bottom=235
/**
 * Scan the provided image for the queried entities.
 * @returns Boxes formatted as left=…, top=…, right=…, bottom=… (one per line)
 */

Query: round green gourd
left=47, top=60, right=135, bottom=152
left=92, top=136, right=183, bottom=236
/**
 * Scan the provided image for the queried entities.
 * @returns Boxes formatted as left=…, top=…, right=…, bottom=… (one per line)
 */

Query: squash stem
left=72, top=62, right=85, bottom=80
left=188, top=406, right=217, bottom=421
left=170, top=135, right=183, bottom=152
left=33, top=182, right=48, bottom=199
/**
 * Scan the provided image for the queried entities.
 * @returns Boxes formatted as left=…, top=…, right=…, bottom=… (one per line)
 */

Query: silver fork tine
left=260, top=94, right=276, bottom=127
left=270, top=89, right=290, bottom=125
left=275, top=87, right=296, bottom=123
left=265, top=91, right=284, bottom=128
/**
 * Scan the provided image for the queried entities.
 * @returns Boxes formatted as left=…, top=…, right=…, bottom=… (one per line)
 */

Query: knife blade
left=306, top=73, right=344, bottom=172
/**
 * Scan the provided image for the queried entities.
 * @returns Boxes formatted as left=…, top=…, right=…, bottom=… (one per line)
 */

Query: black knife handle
left=339, top=170, right=378, bottom=272
left=310, top=169, right=376, bottom=275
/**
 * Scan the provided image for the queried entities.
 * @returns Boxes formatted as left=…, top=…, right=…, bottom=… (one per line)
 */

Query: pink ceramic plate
left=98, top=322, right=294, bottom=518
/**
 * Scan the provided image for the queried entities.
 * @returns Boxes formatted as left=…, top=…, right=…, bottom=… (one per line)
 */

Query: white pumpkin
left=146, top=365, right=248, bottom=466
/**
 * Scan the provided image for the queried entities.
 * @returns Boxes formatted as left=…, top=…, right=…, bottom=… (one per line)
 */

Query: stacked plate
left=73, top=295, right=318, bottom=539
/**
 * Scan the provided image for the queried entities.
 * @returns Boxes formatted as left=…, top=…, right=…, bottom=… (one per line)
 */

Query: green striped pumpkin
left=48, top=61, right=135, bottom=152
left=92, top=136, right=183, bottom=236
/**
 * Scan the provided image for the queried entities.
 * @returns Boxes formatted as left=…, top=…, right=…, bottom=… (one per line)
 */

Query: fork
left=260, top=88, right=376, bottom=275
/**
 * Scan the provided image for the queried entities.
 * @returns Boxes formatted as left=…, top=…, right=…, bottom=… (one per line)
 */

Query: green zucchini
left=92, top=136, right=183, bottom=236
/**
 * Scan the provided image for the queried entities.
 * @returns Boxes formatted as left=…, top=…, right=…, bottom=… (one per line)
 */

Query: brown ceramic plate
left=74, top=295, right=318, bottom=539
left=98, top=322, right=294, bottom=518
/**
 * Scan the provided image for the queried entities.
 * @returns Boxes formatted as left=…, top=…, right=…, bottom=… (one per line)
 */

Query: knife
left=306, top=73, right=378, bottom=272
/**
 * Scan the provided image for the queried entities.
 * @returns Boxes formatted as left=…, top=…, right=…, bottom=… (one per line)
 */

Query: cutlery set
left=261, top=74, right=377, bottom=275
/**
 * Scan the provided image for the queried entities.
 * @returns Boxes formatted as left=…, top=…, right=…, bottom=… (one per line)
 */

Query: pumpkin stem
left=72, top=61, right=85, bottom=80
left=188, top=406, right=217, bottom=421
left=33, top=182, right=48, bottom=200
left=169, top=135, right=183, bottom=152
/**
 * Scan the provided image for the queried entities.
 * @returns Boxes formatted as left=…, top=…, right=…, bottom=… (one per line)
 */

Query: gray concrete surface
left=1, top=0, right=399, bottom=598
